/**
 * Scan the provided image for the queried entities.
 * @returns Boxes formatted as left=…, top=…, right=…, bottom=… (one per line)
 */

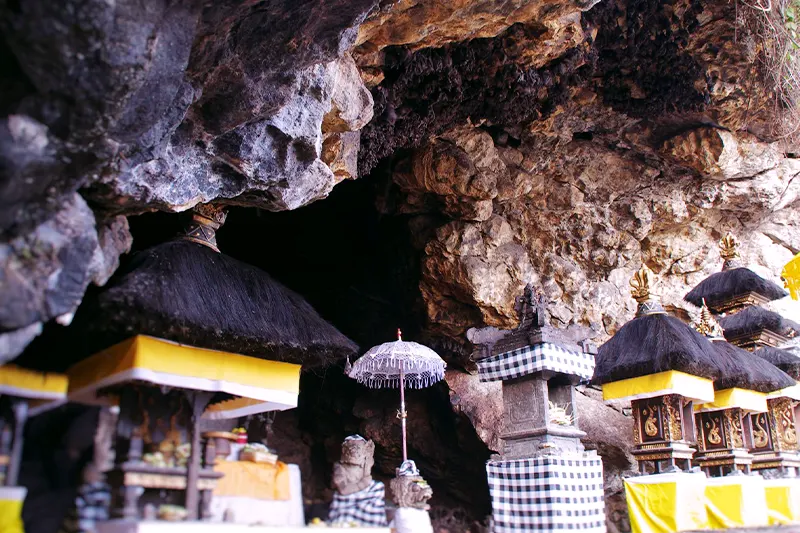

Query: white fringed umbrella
left=347, top=329, right=446, bottom=462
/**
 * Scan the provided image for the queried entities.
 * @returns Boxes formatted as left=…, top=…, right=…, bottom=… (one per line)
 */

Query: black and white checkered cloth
left=486, top=454, right=605, bottom=532
left=478, top=343, right=594, bottom=382
left=328, top=479, right=388, bottom=527
left=57, top=481, right=111, bottom=533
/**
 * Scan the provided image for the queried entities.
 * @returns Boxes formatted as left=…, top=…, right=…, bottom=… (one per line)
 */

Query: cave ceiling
left=1, top=0, right=799, bottom=365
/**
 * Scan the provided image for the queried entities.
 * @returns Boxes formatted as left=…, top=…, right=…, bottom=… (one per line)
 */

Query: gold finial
left=694, top=299, right=723, bottom=338
left=630, top=265, right=665, bottom=317
left=182, top=203, right=228, bottom=252
left=630, top=265, right=655, bottom=304
left=719, top=232, right=742, bottom=270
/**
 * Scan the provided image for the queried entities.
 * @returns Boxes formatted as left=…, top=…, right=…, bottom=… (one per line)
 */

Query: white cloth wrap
left=391, top=507, right=433, bottom=533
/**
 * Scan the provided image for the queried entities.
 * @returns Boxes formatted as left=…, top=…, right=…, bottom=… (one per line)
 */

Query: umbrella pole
left=400, top=365, right=408, bottom=463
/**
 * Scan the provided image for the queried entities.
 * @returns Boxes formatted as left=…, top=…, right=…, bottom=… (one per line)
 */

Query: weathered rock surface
left=4, top=0, right=800, bottom=530
left=396, top=116, right=800, bottom=341
left=0, top=195, right=130, bottom=362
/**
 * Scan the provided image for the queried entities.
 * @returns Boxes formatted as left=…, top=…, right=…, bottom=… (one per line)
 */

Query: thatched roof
left=754, top=346, right=800, bottom=381
left=684, top=267, right=787, bottom=308
left=72, top=240, right=358, bottom=368
left=709, top=340, right=795, bottom=393
left=594, top=313, right=724, bottom=384
left=719, top=305, right=800, bottom=340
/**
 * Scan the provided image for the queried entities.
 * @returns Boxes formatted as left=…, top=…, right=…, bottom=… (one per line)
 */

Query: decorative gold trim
left=727, top=409, right=744, bottom=449
left=707, top=417, right=722, bottom=445
left=644, top=407, right=658, bottom=437
left=630, top=265, right=665, bottom=316
left=181, top=203, right=228, bottom=253
left=664, top=395, right=683, bottom=441
left=752, top=413, right=770, bottom=449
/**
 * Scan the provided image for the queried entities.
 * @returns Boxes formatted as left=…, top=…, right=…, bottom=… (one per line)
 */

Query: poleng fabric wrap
left=486, top=454, right=605, bottom=532
left=478, top=343, right=594, bottom=382
left=327, top=480, right=388, bottom=527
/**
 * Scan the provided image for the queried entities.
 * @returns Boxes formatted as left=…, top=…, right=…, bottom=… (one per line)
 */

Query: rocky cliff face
left=3, top=0, right=800, bottom=531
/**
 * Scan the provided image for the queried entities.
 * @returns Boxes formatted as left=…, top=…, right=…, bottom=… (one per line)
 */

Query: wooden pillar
left=185, top=392, right=212, bottom=521
left=7, top=400, right=28, bottom=486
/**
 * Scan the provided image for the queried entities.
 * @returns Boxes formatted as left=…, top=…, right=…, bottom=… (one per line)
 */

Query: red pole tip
left=397, top=328, right=402, bottom=341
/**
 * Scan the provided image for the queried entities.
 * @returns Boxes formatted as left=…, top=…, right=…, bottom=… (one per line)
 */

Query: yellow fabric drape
left=695, top=387, right=767, bottom=413
left=624, top=473, right=709, bottom=533
left=765, top=479, right=800, bottom=525
left=213, top=460, right=291, bottom=500
left=602, top=371, right=714, bottom=403
left=705, top=476, right=769, bottom=529
left=0, top=488, right=26, bottom=533
left=782, top=252, right=800, bottom=300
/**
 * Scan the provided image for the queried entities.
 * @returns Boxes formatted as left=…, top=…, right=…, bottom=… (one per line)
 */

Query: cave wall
left=2, top=0, right=800, bottom=531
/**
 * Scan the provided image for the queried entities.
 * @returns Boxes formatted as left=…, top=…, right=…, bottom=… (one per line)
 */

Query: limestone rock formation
left=0, top=195, right=130, bottom=362
left=3, top=0, right=800, bottom=530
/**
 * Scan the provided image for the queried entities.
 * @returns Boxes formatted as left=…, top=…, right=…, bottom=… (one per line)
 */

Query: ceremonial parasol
left=347, top=329, right=446, bottom=461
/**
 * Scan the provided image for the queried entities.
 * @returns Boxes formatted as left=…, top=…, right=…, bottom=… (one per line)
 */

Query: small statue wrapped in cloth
left=389, top=460, right=433, bottom=533
left=327, top=435, right=388, bottom=527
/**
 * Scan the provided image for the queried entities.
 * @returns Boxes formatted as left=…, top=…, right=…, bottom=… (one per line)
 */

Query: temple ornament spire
left=182, top=203, right=228, bottom=253
left=719, top=232, right=743, bottom=270
left=630, top=265, right=665, bottom=317
left=694, top=301, right=723, bottom=339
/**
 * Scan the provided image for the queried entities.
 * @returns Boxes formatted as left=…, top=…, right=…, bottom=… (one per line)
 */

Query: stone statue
left=327, top=435, right=388, bottom=527
left=390, top=460, right=433, bottom=533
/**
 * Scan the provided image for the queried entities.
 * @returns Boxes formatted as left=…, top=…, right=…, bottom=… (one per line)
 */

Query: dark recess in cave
left=19, top=169, right=493, bottom=533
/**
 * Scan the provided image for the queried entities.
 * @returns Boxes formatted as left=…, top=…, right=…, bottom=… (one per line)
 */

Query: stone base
left=632, top=441, right=695, bottom=472
left=486, top=452, right=605, bottom=533
left=694, top=448, right=754, bottom=474
left=751, top=451, right=800, bottom=475
left=502, top=426, right=586, bottom=459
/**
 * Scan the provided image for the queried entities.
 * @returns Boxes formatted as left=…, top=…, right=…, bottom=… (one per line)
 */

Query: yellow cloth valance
left=0, top=365, right=67, bottom=401
left=769, top=384, right=800, bottom=401
left=782, top=252, right=800, bottom=300
left=694, top=387, right=767, bottom=413
left=602, top=370, right=715, bottom=403
left=67, top=335, right=301, bottom=417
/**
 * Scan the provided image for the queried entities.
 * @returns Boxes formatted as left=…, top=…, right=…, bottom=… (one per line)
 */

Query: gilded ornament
left=643, top=408, right=658, bottom=437
left=728, top=411, right=744, bottom=449
left=706, top=417, right=722, bottom=445
left=752, top=414, right=770, bottom=449
left=630, top=266, right=655, bottom=304
left=663, top=396, right=682, bottom=441
left=719, top=233, right=740, bottom=261
left=780, top=405, right=798, bottom=446
left=694, top=302, right=723, bottom=338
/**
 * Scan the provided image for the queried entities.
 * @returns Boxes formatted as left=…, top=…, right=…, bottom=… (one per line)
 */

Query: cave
left=2, top=0, right=800, bottom=532
left=16, top=169, right=494, bottom=533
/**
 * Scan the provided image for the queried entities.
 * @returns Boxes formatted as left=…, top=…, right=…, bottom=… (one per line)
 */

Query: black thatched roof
left=71, top=240, right=358, bottom=368
left=754, top=346, right=800, bottom=381
left=594, top=313, right=725, bottom=384
left=719, top=305, right=800, bottom=340
left=710, top=340, right=795, bottom=393
left=684, top=267, right=787, bottom=308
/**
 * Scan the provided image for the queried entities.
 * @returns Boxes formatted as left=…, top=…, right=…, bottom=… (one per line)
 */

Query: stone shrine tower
left=471, top=286, right=605, bottom=533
